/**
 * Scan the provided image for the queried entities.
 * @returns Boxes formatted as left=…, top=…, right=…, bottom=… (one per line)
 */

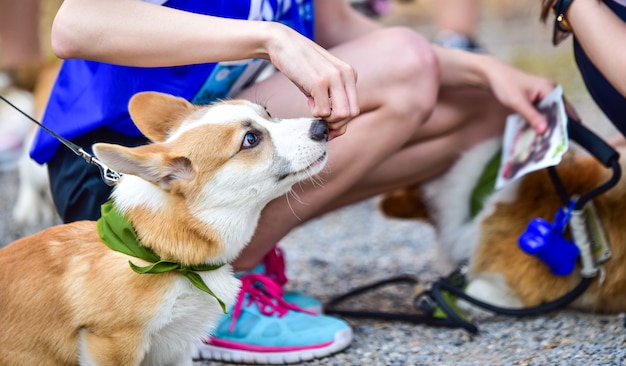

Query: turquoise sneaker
left=196, top=273, right=353, bottom=364
left=256, top=247, right=322, bottom=313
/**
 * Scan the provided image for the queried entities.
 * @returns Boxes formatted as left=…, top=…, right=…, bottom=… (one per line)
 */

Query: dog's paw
left=457, top=274, right=523, bottom=317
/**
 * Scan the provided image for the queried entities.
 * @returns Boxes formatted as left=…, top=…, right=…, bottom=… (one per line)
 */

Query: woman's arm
left=52, top=0, right=295, bottom=66
left=566, top=0, right=626, bottom=97
left=433, top=45, right=556, bottom=132
left=52, top=0, right=359, bottom=122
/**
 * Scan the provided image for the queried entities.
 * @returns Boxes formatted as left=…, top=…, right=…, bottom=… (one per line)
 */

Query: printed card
left=496, top=85, right=569, bottom=189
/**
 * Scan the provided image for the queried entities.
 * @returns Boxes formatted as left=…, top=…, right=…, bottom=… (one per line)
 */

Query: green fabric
left=469, top=151, right=502, bottom=218
left=433, top=290, right=468, bottom=321
left=97, top=201, right=227, bottom=313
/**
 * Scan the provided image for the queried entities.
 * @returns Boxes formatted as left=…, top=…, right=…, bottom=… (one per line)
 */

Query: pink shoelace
left=262, top=246, right=289, bottom=286
left=228, top=248, right=313, bottom=332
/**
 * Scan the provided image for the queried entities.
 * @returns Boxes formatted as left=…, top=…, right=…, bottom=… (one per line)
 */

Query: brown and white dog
left=380, top=137, right=626, bottom=313
left=0, top=92, right=329, bottom=365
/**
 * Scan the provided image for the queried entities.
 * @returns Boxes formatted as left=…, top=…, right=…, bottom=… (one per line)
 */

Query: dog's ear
left=128, top=92, right=199, bottom=143
left=93, top=142, right=195, bottom=191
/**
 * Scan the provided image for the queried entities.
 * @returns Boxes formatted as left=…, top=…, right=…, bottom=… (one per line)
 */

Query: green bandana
left=469, top=151, right=501, bottom=218
left=97, top=201, right=227, bottom=313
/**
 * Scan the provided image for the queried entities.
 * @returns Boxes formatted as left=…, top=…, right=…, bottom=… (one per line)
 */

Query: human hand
left=264, top=23, right=360, bottom=136
left=484, top=60, right=556, bottom=134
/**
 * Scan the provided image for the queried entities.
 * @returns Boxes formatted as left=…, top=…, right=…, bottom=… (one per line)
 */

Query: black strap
left=324, top=268, right=591, bottom=334
left=323, top=275, right=478, bottom=333
left=548, top=119, right=621, bottom=210
left=431, top=274, right=592, bottom=318
left=567, top=120, right=619, bottom=168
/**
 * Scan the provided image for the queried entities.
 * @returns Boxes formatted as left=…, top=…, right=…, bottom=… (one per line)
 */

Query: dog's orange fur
left=381, top=147, right=626, bottom=313
left=0, top=222, right=175, bottom=365
left=378, top=185, right=431, bottom=221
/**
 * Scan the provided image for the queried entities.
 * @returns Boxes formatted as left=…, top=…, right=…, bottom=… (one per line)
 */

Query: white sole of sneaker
left=195, top=327, right=353, bottom=364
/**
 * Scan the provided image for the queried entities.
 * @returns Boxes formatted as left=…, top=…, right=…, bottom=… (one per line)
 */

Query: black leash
left=413, top=267, right=593, bottom=334
left=323, top=266, right=591, bottom=334
left=325, top=118, right=621, bottom=333
left=323, top=274, right=478, bottom=333
left=0, top=94, right=121, bottom=186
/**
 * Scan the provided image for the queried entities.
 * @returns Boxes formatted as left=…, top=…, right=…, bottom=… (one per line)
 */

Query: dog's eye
left=242, top=131, right=261, bottom=149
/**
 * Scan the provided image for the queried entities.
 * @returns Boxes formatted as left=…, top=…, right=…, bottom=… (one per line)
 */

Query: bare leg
left=233, top=27, right=506, bottom=270
left=433, top=0, right=481, bottom=39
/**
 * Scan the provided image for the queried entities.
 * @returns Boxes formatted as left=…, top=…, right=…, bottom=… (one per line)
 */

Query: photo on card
left=496, top=85, right=569, bottom=189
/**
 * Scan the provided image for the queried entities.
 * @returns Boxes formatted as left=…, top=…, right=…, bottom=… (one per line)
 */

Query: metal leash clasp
left=77, top=148, right=121, bottom=186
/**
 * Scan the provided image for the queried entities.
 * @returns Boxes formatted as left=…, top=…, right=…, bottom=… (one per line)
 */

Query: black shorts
left=47, top=127, right=148, bottom=223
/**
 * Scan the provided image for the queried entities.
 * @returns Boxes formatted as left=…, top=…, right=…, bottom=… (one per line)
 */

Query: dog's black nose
left=309, top=119, right=329, bottom=142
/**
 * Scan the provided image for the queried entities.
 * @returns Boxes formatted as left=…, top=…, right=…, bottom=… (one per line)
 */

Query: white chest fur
left=140, top=267, right=240, bottom=365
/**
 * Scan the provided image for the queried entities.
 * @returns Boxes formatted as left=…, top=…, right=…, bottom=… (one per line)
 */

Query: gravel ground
left=2, top=179, right=624, bottom=365
left=1, top=1, right=625, bottom=365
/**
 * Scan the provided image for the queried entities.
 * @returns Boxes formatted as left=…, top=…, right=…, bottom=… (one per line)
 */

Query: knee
left=373, top=27, right=440, bottom=125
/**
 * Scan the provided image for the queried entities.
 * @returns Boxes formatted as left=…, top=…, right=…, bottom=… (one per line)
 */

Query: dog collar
left=469, top=151, right=501, bottom=218
left=97, top=201, right=228, bottom=314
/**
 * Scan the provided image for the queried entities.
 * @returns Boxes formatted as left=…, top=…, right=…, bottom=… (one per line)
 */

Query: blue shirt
left=31, top=0, right=314, bottom=164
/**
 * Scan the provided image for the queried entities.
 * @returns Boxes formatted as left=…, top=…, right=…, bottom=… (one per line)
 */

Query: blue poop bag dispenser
left=519, top=207, right=580, bottom=276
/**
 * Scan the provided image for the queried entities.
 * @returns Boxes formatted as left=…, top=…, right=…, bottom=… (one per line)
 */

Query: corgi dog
left=0, top=92, right=329, bottom=366
left=380, top=137, right=626, bottom=313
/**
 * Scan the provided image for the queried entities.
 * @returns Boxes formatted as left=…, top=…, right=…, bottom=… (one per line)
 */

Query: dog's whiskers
left=285, top=189, right=303, bottom=221
left=309, top=172, right=326, bottom=188
left=307, top=164, right=329, bottom=188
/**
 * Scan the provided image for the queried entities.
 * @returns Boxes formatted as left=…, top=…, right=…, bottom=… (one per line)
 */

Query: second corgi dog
left=381, top=137, right=626, bottom=314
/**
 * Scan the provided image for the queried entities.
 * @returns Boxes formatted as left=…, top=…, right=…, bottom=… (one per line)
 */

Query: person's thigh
left=237, top=27, right=437, bottom=122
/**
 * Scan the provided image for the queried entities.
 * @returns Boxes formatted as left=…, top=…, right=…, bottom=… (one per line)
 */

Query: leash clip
left=77, top=148, right=121, bottom=186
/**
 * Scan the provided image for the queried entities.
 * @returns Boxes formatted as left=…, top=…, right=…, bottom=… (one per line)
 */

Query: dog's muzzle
left=310, top=120, right=329, bottom=142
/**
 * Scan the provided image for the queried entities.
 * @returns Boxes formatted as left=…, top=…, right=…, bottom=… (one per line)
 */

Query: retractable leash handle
left=0, top=95, right=122, bottom=186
